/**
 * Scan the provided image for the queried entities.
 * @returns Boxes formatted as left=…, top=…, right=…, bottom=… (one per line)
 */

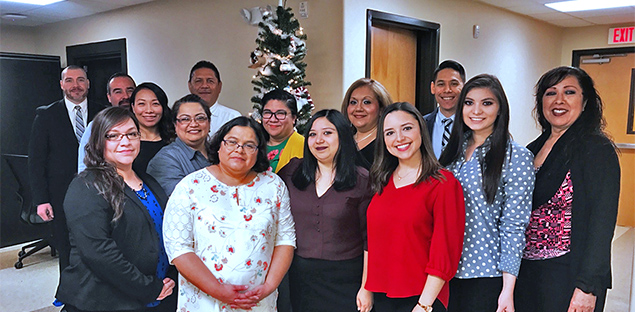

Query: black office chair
left=3, top=154, right=56, bottom=269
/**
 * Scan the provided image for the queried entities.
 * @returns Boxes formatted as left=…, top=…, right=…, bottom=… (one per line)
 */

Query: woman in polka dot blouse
left=439, top=74, right=535, bottom=312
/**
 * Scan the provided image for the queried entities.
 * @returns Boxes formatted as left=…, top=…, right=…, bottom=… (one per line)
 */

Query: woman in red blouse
left=359, top=102, right=465, bottom=312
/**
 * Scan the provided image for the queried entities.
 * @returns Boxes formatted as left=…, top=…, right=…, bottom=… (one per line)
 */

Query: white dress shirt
left=432, top=112, right=455, bottom=159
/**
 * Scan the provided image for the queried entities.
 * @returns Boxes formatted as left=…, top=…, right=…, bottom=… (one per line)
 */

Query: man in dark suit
left=423, top=60, right=466, bottom=159
left=28, top=65, right=103, bottom=272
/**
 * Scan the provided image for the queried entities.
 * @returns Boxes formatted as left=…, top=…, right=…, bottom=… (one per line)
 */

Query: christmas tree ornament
left=249, top=4, right=312, bottom=133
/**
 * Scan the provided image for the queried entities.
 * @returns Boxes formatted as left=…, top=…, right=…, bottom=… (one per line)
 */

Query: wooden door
left=370, top=23, right=417, bottom=104
left=581, top=53, right=635, bottom=227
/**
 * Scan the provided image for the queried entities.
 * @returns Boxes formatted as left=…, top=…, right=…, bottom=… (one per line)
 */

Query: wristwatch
left=417, top=302, right=433, bottom=312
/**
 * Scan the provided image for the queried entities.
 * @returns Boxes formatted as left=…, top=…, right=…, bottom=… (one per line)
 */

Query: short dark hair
left=189, top=60, right=221, bottom=82
left=106, top=72, right=136, bottom=94
left=207, top=116, right=270, bottom=173
left=370, top=102, right=442, bottom=194
left=61, top=65, right=86, bottom=80
left=291, top=109, right=362, bottom=191
left=172, top=94, right=211, bottom=123
left=130, top=82, right=175, bottom=142
left=261, top=89, right=298, bottom=117
left=432, top=60, right=466, bottom=83
left=439, top=74, right=510, bottom=204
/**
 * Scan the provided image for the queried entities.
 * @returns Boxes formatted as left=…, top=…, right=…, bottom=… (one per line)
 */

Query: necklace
left=134, top=182, right=148, bottom=200
left=355, top=128, right=376, bottom=144
left=395, top=167, right=420, bottom=181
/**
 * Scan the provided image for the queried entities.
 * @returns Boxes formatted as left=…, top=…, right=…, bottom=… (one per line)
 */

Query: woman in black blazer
left=56, top=107, right=176, bottom=312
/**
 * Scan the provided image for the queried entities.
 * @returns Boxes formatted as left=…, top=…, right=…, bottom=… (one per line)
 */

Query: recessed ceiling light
left=0, top=0, right=65, bottom=5
left=2, top=13, right=27, bottom=20
left=545, top=0, right=635, bottom=12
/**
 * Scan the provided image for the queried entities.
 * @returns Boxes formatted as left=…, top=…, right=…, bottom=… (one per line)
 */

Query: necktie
left=442, top=118, right=452, bottom=148
left=74, top=105, right=84, bottom=142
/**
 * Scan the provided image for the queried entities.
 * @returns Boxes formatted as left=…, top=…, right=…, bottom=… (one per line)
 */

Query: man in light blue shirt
left=423, top=60, right=466, bottom=159
left=77, top=73, right=135, bottom=172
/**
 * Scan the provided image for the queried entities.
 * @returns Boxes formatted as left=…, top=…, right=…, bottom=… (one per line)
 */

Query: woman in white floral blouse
left=163, top=116, right=296, bottom=312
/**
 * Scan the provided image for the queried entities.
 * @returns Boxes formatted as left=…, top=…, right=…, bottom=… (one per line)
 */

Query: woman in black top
left=278, top=110, right=373, bottom=312
left=57, top=107, right=176, bottom=312
left=340, top=78, right=392, bottom=169
left=515, top=66, right=620, bottom=312
left=130, top=82, right=175, bottom=174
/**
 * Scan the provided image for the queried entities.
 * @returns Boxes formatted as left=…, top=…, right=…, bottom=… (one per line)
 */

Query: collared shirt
left=208, top=101, right=241, bottom=138
left=147, top=137, right=211, bottom=196
left=77, top=120, right=93, bottom=172
left=445, top=134, right=535, bottom=278
left=64, top=97, right=88, bottom=131
left=432, top=112, right=455, bottom=159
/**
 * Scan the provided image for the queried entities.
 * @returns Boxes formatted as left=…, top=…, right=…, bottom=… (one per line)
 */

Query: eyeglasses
left=222, top=139, right=258, bottom=154
left=262, top=109, right=288, bottom=121
left=176, top=114, right=209, bottom=125
left=105, top=132, right=141, bottom=141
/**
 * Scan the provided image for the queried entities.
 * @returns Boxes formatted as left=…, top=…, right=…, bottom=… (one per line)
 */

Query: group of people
left=27, top=58, right=620, bottom=312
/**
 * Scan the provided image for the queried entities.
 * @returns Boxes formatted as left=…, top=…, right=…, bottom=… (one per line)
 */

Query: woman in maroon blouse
left=278, top=109, right=373, bottom=312
left=361, top=102, right=465, bottom=312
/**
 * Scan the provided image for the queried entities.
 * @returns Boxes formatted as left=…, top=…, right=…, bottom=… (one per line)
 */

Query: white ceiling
left=0, top=0, right=154, bottom=27
left=0, top=0, right=633, bottom=28
left=475, top=0, right=635, bottom=27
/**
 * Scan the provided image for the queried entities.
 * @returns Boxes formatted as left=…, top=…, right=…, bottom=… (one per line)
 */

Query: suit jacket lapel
left=53, top=99, right=79, bottom=148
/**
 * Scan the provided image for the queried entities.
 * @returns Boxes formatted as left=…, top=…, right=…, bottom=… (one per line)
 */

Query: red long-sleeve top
left=365, top=169, right=465, bottom=307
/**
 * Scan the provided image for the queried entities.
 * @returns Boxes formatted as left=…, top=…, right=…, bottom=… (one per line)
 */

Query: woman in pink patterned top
left=163, top=116, right=296, bottom=312
left=515, top=67, right=620, bottom=312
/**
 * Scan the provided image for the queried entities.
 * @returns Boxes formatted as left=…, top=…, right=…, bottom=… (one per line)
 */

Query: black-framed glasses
left=176, top=114, right=209, bottom=125
left=262, top=110, right=288, bottom=121
left=105, top=132, right=141, bottom=141
left=222, top=139, right=258, bottom=154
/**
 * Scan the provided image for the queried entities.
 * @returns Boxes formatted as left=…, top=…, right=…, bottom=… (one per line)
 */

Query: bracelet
left=417, top=302, right=433, bottom=312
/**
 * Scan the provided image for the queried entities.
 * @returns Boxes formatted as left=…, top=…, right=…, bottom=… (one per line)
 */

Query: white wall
left=343, top=0, right=565, bottom=145
left=0, top=25, right=39, bottom=53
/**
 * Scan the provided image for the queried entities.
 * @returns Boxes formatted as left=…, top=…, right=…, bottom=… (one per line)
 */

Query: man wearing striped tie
left=28, top=65, right=103, bottom=273
left=423, top=60, right=466, bottom=159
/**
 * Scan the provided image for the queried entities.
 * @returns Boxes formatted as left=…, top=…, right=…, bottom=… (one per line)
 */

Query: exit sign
left=609, top=27, right=634, bottom=44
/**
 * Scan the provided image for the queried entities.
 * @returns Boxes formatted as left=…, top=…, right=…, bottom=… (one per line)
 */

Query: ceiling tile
left=585, top=14, right=635, bottom=25
left=548, top=18, right=595, bottom=27
left=529, top=11, right=576, bottom=21
left=506, top=4, right=555, bottom=15
left=567, top=6, right=635, bottom=18
left=476, top=0, right=529, bottom=8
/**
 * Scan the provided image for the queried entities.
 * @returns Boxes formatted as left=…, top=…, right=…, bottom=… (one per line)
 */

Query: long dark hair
left=534, top=66, right=606, bottom=135
left=292, top=110, right=361, bottom=191
left=439, top=74, right=510, bottom=204
left=130, top=82, right=175, bottom=142
left=81, top=107, right=139, bottom=222
left=370, top=102, right=443, bottom=194
left=207, top=116, right=270, bottom=173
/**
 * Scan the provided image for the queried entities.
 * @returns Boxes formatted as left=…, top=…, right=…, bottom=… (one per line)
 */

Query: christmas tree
left=249, top=5, right=313, bottom=133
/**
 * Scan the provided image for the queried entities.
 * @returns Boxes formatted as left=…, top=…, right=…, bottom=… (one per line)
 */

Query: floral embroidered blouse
left=163, top=168, right=296, bottom=312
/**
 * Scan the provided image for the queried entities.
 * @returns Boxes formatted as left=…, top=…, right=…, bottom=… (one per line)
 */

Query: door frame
left=572, top=46, right=635, bottom=135
left=366, top=10, right=440, bottom=114
left=66, top=38, right=127, bottom=72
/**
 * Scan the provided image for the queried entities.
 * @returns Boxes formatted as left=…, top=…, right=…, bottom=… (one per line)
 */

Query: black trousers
left=447, top=277, right=502, bottom=312
left=373, top=293, right=446, bottom=312
left=515, top=256, right=607, bottom=312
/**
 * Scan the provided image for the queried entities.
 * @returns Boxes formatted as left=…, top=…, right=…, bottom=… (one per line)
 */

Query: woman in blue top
left=439, top=74, right=535, bottom=312
left=57, top=107, right=176, bottom=312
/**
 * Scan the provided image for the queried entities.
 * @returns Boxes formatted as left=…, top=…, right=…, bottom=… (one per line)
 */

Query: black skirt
left=288, top=254, right=363, bottom=312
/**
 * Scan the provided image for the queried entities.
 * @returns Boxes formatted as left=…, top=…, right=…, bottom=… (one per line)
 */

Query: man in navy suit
left=423, top=60, right=466, bottom=159
left=28, top=65, right=103, bottom=272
